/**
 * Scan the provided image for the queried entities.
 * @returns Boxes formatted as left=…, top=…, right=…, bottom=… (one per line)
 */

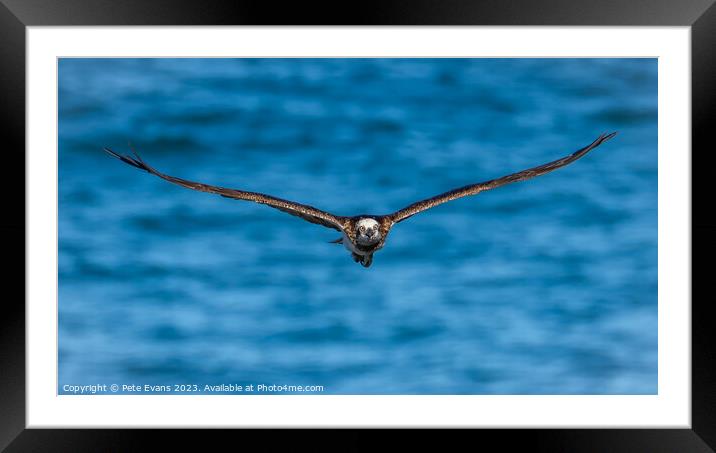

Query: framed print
left=3, top=0, right=714, bottom=450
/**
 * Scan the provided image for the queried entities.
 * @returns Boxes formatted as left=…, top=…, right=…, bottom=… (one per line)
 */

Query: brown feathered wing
left=103, top=147, right=347, bottom=232
left=387, top=132, right=617, bottom=224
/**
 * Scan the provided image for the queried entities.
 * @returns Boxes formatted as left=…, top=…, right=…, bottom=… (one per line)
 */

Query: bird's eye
left=359, top=226, right=365, bottom=233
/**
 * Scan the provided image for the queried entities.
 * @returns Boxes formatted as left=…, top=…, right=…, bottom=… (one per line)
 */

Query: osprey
left=105, top=132, right=616, bottom=268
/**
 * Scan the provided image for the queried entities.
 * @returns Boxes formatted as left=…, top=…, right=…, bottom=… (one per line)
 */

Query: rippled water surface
left=58, top=58, right=657, bottom=394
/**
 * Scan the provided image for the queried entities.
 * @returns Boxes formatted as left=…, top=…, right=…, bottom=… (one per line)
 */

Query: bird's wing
left=387, top=132, right=617, bottom=224
left=104, top=147, right=347, bottom=232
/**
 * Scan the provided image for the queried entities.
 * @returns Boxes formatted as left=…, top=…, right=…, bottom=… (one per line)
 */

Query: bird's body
left=105, top=132, right=616, bottom=268
left=336, top=217, right=390, bottom=267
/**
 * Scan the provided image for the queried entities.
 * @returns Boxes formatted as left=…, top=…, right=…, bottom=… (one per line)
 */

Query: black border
left=3, top=0, right=714, bottom=450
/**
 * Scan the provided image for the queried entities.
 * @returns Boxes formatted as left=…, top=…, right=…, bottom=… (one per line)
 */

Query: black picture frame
left=2, top=0, right=713, bottom=450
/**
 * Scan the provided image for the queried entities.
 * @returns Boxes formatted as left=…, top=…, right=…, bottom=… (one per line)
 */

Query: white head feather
left=355, top=218, right=381, bottom=245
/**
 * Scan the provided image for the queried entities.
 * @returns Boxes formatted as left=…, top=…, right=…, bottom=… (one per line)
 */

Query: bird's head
left=355, top=218, right=381, bottom=245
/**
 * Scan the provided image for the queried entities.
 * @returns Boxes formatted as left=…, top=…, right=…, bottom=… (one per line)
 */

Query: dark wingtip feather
left=602, top=131, right=618, bottom=142
left=103, top=147, right=150, bottom=171
left=570, top=132, right=618, bottom=160
left=127, top=142, right=147, bottom=164
left=592, top=131, right=617, bottom=147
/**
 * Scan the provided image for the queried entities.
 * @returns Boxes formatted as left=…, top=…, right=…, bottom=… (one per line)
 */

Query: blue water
left=58, top=58, right=657, bottom=395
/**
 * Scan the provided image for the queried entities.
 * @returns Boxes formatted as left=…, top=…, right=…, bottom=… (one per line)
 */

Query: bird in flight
left=105, top=132, right=616, bottom=268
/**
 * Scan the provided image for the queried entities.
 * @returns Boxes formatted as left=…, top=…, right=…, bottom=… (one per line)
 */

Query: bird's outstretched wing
left=387, top=132, right=617, bottom=224
left=104, top=147, right=347, bottom=232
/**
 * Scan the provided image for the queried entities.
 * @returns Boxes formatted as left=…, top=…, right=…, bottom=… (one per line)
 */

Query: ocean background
left=58, top=58, right=657, bottom=395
